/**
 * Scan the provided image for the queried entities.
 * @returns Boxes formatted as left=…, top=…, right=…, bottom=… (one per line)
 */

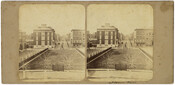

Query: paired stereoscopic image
left=87, top=4, right=153, bottom=82
left=19, top=4, right=86, bottom=81
left=19, top=4, right=153, bottom=82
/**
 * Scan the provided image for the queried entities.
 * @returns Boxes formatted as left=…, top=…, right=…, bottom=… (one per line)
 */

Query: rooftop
left=34, top=24, right=54, bottom=31
left=71, top=29, right=84, bottom=31
left=135, top=29, right=153, bottom=30
left=97, top=23, right=118, bottom=30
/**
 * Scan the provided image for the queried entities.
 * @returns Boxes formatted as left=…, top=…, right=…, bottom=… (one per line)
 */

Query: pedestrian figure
left=125, top=43, right=127, bottom=48
left=61, top=43, right=63, bottom=49
left=62, top=43, right=64, bottom=49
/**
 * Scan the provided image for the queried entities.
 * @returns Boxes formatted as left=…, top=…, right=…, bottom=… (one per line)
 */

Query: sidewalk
left=88, top=69, right=153, bottom=82
left=19, top=70, right=85, bottom=81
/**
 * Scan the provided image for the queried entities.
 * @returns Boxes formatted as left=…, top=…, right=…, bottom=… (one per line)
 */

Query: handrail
left=87, top=47, right=112, bottom=64
left=19, top=48, right=48, bottom=68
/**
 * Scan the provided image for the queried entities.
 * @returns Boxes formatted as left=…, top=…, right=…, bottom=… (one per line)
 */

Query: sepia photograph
left=19, top=3, right=154, bottom=82
left=87, top=4, right=153, bottom=82
left=18, top=4, right=86, bottom=81
left=1, top=1, right=174, bottom=84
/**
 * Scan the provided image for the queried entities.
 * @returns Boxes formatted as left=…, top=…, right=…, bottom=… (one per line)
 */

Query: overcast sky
left=19, top=4, right=85, bottom=35
left=19, top=4, right=153, bottom=36
left=87, top=4, right=153, bottom=35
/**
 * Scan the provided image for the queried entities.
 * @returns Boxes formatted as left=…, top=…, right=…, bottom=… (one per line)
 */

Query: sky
left=19, top=4, right=153, bottom=36
left=87, top=4, right=153, bottom=35
left=19, top=4, right=85, bottom=35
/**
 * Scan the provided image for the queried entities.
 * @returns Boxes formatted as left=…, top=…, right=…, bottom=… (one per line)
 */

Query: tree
left=20, top=44, right=23, bottom=50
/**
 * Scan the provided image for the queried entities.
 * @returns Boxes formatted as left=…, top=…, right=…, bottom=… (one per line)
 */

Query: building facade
left=134, top=29, right=153, bottom=46
left=33, top=24, right=56, bottom=48
left=19, top=30, right=27, bottom=51
left=87, top=32, right=98, bottom=47
left=25, top=33, right=34, bottom=48
left=96, top=23, right=119, bottom=47
left=70, top=29, right=85, bottom=47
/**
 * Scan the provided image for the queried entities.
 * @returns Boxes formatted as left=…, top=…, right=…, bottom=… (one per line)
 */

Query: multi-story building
left=19, top=30, right=27, bottom=51
left=70, top=29, right=85, bottom=47
left=25, top=34, right=34, bottom=48
left=96, top=23, right=119, bottom=47
left=134, top=29, right=153, bottom=46
left=33, top=24, right=56, bottom=48
left=88, top=32, right=98, bottom=47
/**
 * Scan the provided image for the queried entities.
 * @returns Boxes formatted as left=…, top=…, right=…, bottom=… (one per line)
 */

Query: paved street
left=57, top=39, right=71, bottom=49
